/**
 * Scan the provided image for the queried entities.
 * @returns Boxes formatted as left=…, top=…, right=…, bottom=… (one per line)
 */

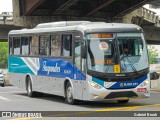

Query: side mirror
left=81, top=45, right=87, bottom=59
left=150, top=72, right=159, bottom=80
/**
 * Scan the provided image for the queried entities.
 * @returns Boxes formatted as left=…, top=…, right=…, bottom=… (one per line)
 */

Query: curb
left=151, top=89, right=160, bottom=92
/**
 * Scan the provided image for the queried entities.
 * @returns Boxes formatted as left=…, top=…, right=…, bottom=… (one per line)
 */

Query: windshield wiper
left=121, top=56, right=139, bottom=75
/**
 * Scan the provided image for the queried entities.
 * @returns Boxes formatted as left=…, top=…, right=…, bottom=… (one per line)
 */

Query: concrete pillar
left=12, top=0, right=20, bottom=18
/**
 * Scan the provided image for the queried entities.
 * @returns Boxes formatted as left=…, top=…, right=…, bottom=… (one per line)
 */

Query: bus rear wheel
left=26, top=77, right=37, bottom=97
left=117, top=99, right=129, bottom=104
left=65, top=82, right=77, bottom=105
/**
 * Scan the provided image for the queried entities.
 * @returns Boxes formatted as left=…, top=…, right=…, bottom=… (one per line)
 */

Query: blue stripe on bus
left=92, top=76, right=147, bottom=89
left=9, top=56, right=86, bottom=80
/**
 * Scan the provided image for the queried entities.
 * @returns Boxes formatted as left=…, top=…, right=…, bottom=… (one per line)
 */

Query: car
left=150, top=72, right=160, bottom=80
left=0, top=69, right=5, bottom=87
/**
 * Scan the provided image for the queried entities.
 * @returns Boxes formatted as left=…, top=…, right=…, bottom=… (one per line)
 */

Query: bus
left=8, top=21, right=150, bottom=104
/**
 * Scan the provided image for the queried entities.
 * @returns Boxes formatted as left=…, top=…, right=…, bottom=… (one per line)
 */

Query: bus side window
left=13, top=37, right=21, bottom=55
left=50, top=34, right=61, bottom=56
left=21, top=36, right=29, bottom=55
left=39, top=35, right=50, bottom=56
left=61, top=34, right=72, bottom=57
left=30, top=36, right=39, bottom=56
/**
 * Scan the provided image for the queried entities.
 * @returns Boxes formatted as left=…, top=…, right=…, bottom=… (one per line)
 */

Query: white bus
left=8, top=21, right=150, bottom=104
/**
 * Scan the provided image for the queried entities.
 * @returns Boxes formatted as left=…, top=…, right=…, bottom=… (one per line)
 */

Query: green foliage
left=0, top=42, right=8, bottom=68
left=148, top=46, right=159, bottom=64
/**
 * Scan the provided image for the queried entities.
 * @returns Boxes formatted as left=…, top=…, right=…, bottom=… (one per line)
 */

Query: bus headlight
left=140, top=80, right=150, bottom=87
left=90, top=81, right=102, bottom=89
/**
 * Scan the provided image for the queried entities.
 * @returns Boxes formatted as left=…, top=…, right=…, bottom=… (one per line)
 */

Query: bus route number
left=114, top=64, right=120, bottom=73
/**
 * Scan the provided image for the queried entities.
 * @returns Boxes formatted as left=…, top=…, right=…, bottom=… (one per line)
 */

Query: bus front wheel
left=65, top=82, right=77, bottom=104
left=117, top=99, right=129, bottom=104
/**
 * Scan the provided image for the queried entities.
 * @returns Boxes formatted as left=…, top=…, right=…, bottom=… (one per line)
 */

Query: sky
left=0, top=0, right=13, bottom=13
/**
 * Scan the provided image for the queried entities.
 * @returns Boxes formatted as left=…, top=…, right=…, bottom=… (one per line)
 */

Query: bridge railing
left=137, top=7, right=158, bottom=23
left=0, top=14, right=13, bottom=25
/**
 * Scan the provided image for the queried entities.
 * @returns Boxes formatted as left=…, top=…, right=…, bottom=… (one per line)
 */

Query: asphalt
left=0, top=86, right=159, bottom=120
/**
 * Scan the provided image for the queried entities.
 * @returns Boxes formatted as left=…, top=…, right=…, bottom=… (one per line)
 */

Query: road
left=0, top=86, right=160, bottom=120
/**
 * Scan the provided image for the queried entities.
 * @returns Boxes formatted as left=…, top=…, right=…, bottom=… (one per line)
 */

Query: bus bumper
left=87, top=84, right=150, bottom=101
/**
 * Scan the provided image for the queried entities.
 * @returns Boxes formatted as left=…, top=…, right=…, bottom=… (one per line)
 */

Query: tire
left=1, top=79, right=5, bottom=87
left=1, top=83, right=4, bottom=87
left=65, top=82, right=77, bottom=105
left=26, top=77, right=37, bottom=97
left=117, top=99, right=129, bottom=104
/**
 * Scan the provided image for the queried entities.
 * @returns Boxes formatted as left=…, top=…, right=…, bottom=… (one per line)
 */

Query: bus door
left=74, top=33, right=86, bottom=80
left=73, top=33, right=86, bottom=99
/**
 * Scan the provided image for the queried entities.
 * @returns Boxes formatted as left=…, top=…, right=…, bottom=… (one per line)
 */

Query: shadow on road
left=16, top=92, right=65, bottom=103
left=14, top=92, right=150, bottom=109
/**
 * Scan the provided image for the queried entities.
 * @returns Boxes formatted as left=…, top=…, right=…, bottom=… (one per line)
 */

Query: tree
left=148, top=46, right=159, bottom=64
left=0, top=42, right=8, bottom=68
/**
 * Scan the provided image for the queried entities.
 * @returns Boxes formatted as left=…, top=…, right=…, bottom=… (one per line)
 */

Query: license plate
left=137, top=88, right=147, bottom=92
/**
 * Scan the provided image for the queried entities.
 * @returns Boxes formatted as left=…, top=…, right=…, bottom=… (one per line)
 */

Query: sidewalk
left=151, top=88, right=160, bottom=92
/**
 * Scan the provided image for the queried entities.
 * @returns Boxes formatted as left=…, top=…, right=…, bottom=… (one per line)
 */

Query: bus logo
left=120, top=83, right=124, bottom=87
left=42, top=61, right=60, bottom=74
left=120, top=83, right=138, bottom=87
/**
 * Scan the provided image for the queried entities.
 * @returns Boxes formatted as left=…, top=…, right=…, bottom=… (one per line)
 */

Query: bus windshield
left=86, top=33, right=146, bottom=74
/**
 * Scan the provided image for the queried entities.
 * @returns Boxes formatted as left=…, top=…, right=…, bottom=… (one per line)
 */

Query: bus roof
left=9, top=21, right=142, bottom=35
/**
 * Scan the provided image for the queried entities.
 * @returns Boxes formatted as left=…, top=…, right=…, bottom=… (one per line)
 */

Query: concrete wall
left=150, top=64, right=160, bottom=91
left=122, top=10, right=138, bottom=23
left=143, top=26, right=160, bottom=41
left=0, top=26, right=12, bottom=40
left=0, top=25, right=22, bottom=41
left=151, top=78, right=160, bottom=91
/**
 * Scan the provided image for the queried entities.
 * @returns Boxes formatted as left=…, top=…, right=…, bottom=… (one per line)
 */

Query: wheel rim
left=67, top=86, right=73, bottom=103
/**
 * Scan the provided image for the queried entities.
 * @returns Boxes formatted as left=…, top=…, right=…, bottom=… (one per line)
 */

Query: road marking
left=7, top=104, right=160, bottom=119
left=0, top=91, right=25, bottom=93
left=8, top=117, right=41, bottom=120
left=0, top=96, right=10, bottom=102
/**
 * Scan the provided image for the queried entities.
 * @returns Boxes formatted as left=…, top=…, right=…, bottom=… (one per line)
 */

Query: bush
left=148, top=46, right=159, bottom=64
left=0, top=42, right=8, bottom=68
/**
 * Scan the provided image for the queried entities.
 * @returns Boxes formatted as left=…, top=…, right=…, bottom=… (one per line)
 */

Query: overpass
left=0, top=14, right=22, bottom=42
left=123, top=6, right=160, bottom=44
left=0, top=0, right=159, bottom=43
left=13, top=0, right=154, bottom=28
left=12, top=0, right=160, bottom=44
